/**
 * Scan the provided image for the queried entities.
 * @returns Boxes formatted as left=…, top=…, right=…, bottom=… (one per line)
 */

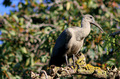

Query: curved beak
left=90, top=22, right=104, bottom=33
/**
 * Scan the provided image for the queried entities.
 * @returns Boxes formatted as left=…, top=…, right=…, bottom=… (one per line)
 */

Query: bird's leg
left=72, top=54, right=75, bottom=68
left=65, top=54, right=69, bottom=66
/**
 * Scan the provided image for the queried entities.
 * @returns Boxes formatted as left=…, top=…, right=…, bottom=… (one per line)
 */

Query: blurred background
left=0, top=0, right=120, bottom=78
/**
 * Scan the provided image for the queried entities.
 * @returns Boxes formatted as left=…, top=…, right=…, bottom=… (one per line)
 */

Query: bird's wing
left=51, top=29, right=72, bottom=57
left=49, top=29, right=72, bottom=66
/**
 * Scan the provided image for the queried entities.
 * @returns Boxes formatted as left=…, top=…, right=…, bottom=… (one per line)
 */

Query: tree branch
left=31, top=53, right=120, bottom=79
left=31, top=24, right=60, bottom=30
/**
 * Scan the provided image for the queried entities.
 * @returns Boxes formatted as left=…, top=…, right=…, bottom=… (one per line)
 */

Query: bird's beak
left=90, top=22, right=104, bottom=33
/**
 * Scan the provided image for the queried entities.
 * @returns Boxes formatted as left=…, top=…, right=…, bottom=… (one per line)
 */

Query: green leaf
left=13, top=15, right=19, bottom=23
left=7, top=71, right=14, bottom=78
left=89, top=49, right=96, bottom=60
left=113, top=17, right=120, bottom=22
left=16, top=52, right=22, bottom=62
left=106, top=58, right=115, bottom=66
left=30, top=53, right=34, bottom=67
left=26, top=58, right=30, bottom=66
left=34, top=32, right=42, bottom=36
left=98, top=45, right=103, bottom=56
left=50, top=47, right=53, bottom=55
left=14, top=75, right=21, bottom=79
left=1, top=29, right=8, bottom=34
left=20, top=18, right=24, bottom=25
left=21, top=47, right=27, bottom=54
left=40, top=55, right=48, bottom=63
left=66, top=2, right=71, bottom=10
left=58, top=4, right=63, bottom=10
left=105, top=13, right=110, bottom=18
left=10, top=30, right=16, bottom=36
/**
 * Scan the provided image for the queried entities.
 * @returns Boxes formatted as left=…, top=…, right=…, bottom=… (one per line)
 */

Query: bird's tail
left=49, top=56, right=66, bottom=67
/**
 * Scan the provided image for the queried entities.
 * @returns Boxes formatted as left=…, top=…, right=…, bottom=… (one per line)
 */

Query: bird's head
left=83, top=14, right=104, bottom=33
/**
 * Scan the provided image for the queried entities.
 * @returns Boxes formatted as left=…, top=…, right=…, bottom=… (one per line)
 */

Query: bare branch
left=31, top=53, right=120, bottom=79
left=31, top=24, right=60, bottom=30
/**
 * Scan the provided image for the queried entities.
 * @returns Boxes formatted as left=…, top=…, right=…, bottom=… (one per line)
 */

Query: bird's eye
left=90, top=17, right=92, bottom=19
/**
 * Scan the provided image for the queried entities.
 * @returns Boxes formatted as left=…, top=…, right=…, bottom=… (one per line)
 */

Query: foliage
left=0, top=0, right=120, bottom=78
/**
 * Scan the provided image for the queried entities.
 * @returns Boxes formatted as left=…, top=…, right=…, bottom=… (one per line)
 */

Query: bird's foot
left=66, top=64, right=72, bottom=68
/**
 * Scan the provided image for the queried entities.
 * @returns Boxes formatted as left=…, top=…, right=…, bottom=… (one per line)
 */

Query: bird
left=49, top=14, right=104, bottom=67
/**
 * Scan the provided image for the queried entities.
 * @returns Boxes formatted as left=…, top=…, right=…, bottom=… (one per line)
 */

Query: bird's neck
left=81, top=19, right=91, bottom=37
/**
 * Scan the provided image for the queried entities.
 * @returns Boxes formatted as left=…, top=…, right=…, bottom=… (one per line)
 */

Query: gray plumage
left=49, top=14, right=104, bottom=66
